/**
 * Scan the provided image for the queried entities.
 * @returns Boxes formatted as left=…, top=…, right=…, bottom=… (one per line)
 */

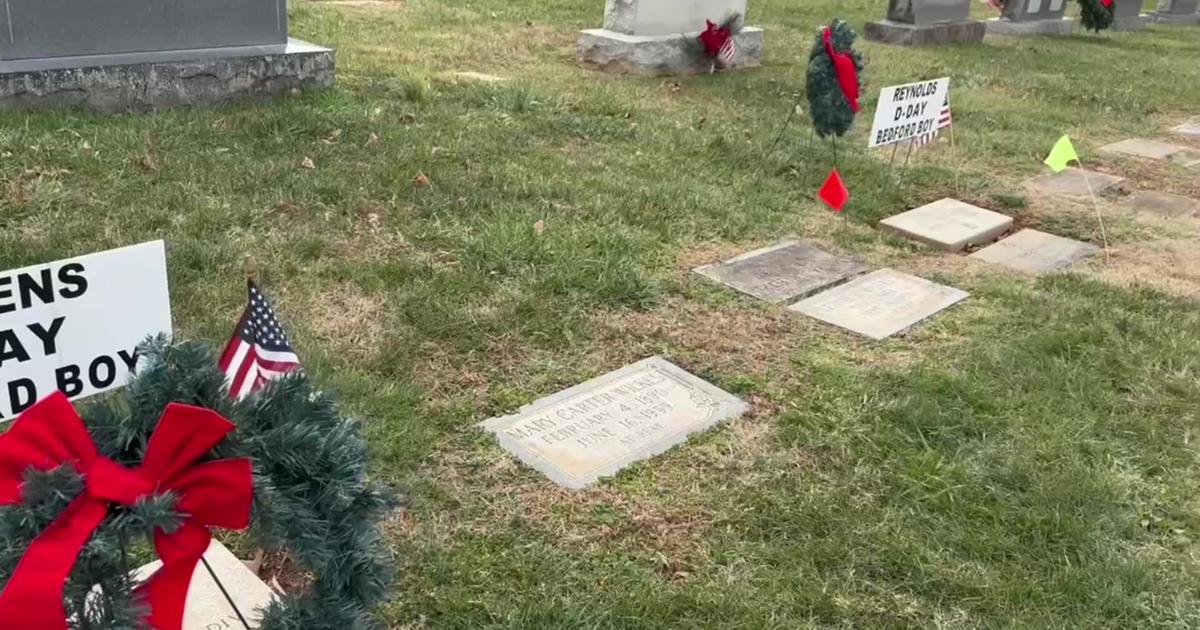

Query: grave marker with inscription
left=788, top=268, right=968, bottom=340
left=1173, top=121, right=1200, bottom=138
left=864, top=0, right=986, bottom=45
left=1119, top=191, right=1200, bottom=218
left=880, top=198, right=1013, bottom=252
left=1150, top=0, right=1200, bottom=23
left=578, top=0, right=765, bottom=74
left=970, top=229, right=1099, bottom=273
left=481, top=357, right=748, bottom=489
left=1027, top=167, right=1125, bottom=197
left=0, top=0, right=333, bottom=111
left=1100, top=138, right=1193, bottom=161
left=986, top=0, right=1074, bottom=34
left=1111, top=0, right=1151, bottom=29
left=693, top=240, right=868, bottom=303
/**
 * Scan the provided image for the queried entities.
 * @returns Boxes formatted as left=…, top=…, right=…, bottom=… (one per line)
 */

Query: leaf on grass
left=414, top=171, right=431, bottom=188
left=533, top=220, right=546, bottom=236
left=365, top=132, right=381, bottom=147
left=301, top=157, right=316, bottom=170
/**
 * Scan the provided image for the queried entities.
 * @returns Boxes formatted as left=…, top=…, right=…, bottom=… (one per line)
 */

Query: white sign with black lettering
left=868, top=78, right=951, bottom=148
left=0, top=241, right=171, bottom=421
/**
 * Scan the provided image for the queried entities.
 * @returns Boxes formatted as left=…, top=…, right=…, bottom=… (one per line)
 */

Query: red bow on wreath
left=699, top=20, right=736, bottom=65
left=1100, top=0, right=1113, bottom=7
left=822, top=26, right=861, bottom=114
left=0, top=392, right=254, bottom=630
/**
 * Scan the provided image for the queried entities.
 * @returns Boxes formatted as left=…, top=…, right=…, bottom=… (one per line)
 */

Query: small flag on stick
left=1044, top=135, right=1079, bottom=173
left=218, top=280, right=302, bottom=399
left=819, top=168, right=850, bottom=214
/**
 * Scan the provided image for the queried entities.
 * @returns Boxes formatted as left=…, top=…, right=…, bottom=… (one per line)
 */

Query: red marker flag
left=819, top=168, right=850, bottom=214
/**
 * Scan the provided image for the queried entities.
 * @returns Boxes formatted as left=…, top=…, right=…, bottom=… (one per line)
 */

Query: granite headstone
left=1027, top=168, right=1126, bottom=197
left=865, top=0, right=986, bottom=45
left=987, top=0, right=1074, bottom=34
left=693, top=240, right=868, bottom=303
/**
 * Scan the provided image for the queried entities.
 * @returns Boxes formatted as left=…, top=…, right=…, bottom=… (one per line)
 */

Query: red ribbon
left=0, top=392, right=253, bottom=630
left=822, top=26, right=861, bottom=114
left=698, top=20, right=732, bottom=58
left=1100, top=0, right=1113, bottom=7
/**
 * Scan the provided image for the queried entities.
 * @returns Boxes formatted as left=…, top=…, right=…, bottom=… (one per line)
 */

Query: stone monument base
left=578, top=27, right=763, bottom=75
left=0, top=39, right=334, bottom=112
left=1148, top=10, right=1200, bottom=22
left=864, top=19, right=986, bottom=45
left=985, top=17, right=1075, bottom=35
left=1111, top=14, right=1151, bottom=29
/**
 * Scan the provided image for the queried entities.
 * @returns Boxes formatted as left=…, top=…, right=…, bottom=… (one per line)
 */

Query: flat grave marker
left=131, top=541, right=277, bottom=629
left=1173, top=122, right=1200, bottom=138
left=1119, top=191, right=1200, bottom=218
left=1026, top=167, right=1125, bottom=197
left=1100, top=139, right=1193, bottom=161
left=693, top=240, right=868, bottom=303
left=787, top=268, right=968, bottom=341
left=969, top=229, right=1100, bottom=273
left=880, top=198, right=1013, bottom=252
left=481, top=357, right=748, bottom=489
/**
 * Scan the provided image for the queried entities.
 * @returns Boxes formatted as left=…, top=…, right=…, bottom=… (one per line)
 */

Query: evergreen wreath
left=806, top=19, right=866, bottom=139
left=0, top=337, right=395, bottom=630
left=1078, top=0, right=1115, bottom=32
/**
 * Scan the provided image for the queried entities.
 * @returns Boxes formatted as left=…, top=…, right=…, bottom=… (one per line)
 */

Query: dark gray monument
left=865, top=0, right=986, bottom=45
left=987, top=0, right=1074, bottom=34
left=1149, top=0, right=1200, bottom=23
left=0, top=0, right=334, bottom=111
left=1111, top=0, right=1151, bottom=29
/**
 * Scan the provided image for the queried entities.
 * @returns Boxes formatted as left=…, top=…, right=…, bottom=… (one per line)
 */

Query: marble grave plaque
left=481, top=357, right=748, bottom=489
left=788, top=269, right=968, bottom=340
left=1173, top=122, right=1200, bottom=138
left=1100, top=138, right=1192, bottom=161
left=1027, top=168, right=1125, bottom=197
left=969, top=229, right=1099, bottom=273
left=132, top=541, right=278, bottom=629
left=880, top=198, right=1014, bottom=252
left=693, top=240, right=868, bottom=303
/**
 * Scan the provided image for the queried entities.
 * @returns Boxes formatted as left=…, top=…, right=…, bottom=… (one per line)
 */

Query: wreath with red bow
left=806, top=19, right=865, bottom=139
left=1079, top=0, right=1115, bottom=32
left=0, top=338, right=394, bottom=630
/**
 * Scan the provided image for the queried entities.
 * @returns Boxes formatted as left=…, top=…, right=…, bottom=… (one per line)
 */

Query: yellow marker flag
left=1044, top=135, right=1079, bottom=173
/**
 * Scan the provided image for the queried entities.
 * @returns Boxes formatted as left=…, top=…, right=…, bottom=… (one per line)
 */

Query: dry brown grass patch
left=300, top=281, right=391, bottom=364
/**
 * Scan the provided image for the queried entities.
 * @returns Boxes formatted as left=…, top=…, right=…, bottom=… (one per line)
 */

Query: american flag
left=218, top=281, right=302, bottom=399
left=718, top=38, right=737, bottom=67
left=914, top=96, right=953, bottom=147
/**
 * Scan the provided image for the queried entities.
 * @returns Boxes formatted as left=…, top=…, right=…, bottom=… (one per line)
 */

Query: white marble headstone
left=788, top=269, right=968, bottom=340
left=605, top=0, right=748, bottom=36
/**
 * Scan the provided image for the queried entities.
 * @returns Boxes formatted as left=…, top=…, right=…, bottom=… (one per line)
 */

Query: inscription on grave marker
left=481, top=357, right=748, bottom=489
left=693, top=240, right=868, bottom=303
left=788, top=268, right=968, bottom=340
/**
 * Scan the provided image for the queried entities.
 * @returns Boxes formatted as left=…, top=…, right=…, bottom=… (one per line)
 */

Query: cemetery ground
left=2, top=0, right=1200, bottom=627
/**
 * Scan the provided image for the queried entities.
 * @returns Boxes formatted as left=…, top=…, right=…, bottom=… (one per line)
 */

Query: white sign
left=869, top=77, right=951, bottom=148
left=0, top=241, right=171, bottom=421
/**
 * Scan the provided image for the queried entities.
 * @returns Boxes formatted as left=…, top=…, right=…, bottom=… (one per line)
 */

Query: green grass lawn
left=3, top=0, right=1200, bottom=627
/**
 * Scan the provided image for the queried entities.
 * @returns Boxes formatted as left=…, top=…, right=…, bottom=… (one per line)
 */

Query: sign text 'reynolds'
left=869, top=78, right=951, bottom=148
left=0, top=241, right=171, bottom=420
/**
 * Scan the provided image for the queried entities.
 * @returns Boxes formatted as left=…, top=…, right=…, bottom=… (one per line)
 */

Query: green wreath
left=1079, top=0, right=1115, bottom=32
left=806, top=19, right=865, bottom=139
left=0, top=337, right=395, bottom=629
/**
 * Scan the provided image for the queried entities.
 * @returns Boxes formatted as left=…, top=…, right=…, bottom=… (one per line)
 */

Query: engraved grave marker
left=969, top=229, right=1100, bottom=273
left=693, top=240, right=868, bottom=303
left=880, top=198, right=1013, bottom=252
left=788, top=269, right=968, bottom=340
left=481, top=357, right=748, bottom=489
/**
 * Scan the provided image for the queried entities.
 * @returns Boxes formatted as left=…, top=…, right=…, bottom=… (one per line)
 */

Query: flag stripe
left=220, top=281, right=303, bottom=400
